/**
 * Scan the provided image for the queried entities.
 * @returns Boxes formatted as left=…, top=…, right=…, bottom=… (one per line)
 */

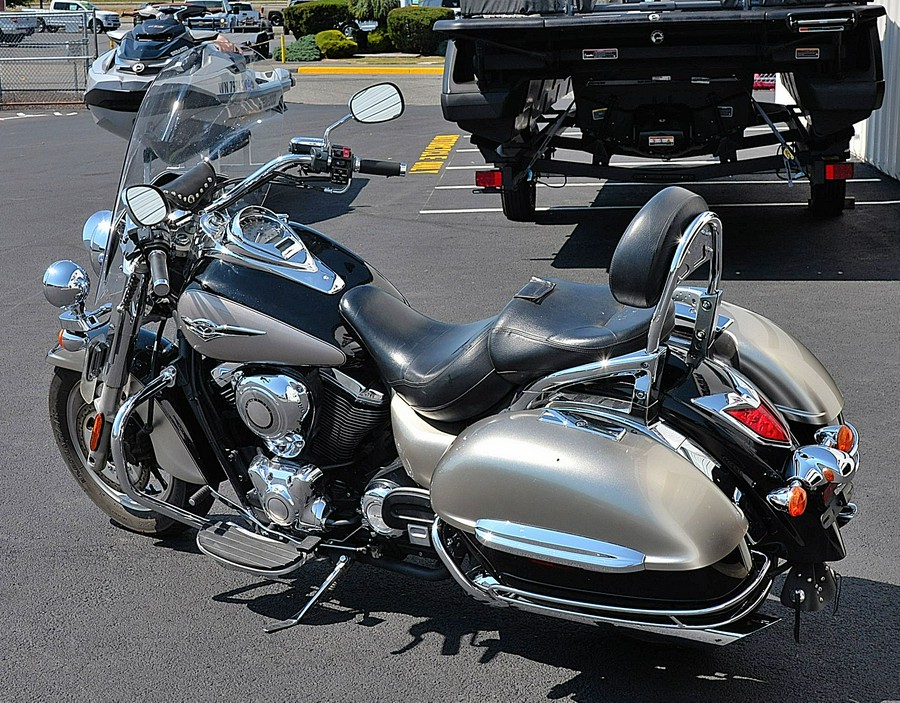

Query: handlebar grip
left=148, top=249, right=171, bottom=298
left=357, top=159, right=407, bottom=178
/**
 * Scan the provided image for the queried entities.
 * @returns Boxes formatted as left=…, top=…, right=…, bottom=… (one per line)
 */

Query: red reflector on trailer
left=725, top=403, right=790, bottom=443
left=825, top=162, right=854, bottom=181
left=475, top=170, right=503, bottom=189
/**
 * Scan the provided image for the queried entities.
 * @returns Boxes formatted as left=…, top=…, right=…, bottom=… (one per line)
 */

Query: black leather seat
left=490, top=277, right=673, bottom=384
left=339, top=286, right=512, bottom=422
left=340, top=186, right=706, bottom=424
left=339, top=280, right=673, bottom=423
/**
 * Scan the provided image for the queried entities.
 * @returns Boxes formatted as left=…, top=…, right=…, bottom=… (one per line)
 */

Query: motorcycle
left=45, top=42, right=860, bottom=645
left=85, top=7, right=284, bottom=139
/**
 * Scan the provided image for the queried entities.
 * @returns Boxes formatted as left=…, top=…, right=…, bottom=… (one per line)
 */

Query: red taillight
left=724, top=403, right=790, bottom=443
left=475, top=170, right=503, bottom=189
left=825, top=162, right=854, bottom=181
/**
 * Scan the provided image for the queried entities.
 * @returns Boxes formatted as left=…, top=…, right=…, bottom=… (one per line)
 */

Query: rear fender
left=712, top=301, right=843, bottom=425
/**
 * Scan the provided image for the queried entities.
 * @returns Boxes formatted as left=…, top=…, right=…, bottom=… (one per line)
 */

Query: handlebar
left=357, top=159, right=407, bottom=178
left=147, top=249, right=170, bottom=298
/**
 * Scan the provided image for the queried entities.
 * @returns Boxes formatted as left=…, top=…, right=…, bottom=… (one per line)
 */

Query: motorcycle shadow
left=210, top=560, right=900, bottom=702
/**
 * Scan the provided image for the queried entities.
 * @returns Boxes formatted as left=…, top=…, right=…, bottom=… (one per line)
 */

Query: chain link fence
left=0, top=11, right=102, bottom=107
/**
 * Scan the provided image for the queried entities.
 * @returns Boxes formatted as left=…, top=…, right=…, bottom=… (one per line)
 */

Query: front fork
left=86, top=270, right=146, bottom=475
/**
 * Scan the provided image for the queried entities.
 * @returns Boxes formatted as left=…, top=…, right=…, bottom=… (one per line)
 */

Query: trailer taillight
left=825, top=162, right=854, bottom=180
left=475, top=170, right=503, bottom=189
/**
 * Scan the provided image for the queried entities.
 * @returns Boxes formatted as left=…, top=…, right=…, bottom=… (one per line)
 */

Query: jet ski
left=84, top=6, right=290, bottom=139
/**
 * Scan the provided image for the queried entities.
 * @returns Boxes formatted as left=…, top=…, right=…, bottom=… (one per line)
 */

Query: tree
left=348, top=0, right=399, bottom=26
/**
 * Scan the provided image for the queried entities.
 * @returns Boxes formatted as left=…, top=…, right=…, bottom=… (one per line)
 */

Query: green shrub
left=285, top=0, right=352, bottom=38
left=386, top=6, right=454, bottom=55
left=348, top=0, right=399, bottom=25
left=315, top=29, right=359, bottom=58
left=275, top=34, right=322, bottom=61
left=363, top=27, right=395, bottom=53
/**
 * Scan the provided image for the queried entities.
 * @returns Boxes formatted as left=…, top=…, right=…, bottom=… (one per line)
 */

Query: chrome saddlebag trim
left=474, top=519, right=646, bottom=573
left=433, top=519, right=775, bottom=645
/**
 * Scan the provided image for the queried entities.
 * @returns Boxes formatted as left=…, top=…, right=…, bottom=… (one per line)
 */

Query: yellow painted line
left=296, top=66, right=443, bottom=75
left=409, top=134, right=460, bottom=174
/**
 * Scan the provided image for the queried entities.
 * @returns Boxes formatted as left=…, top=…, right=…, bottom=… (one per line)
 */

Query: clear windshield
left=97, top=41, right=288, bottom=303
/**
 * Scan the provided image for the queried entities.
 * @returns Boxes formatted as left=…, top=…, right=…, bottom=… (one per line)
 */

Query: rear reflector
left=825, top=162, right=854, bottom=180
left=475, top=170, right=503, bottom=189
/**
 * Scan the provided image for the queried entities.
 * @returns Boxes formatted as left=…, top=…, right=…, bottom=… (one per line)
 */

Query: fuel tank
left=178, top=222, right=403, bottom=366
left=430, top=409, right=748, bottom=573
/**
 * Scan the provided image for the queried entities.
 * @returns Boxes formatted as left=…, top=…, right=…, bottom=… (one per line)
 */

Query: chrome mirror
left=43, top=260, right=90, bottom=309
left=82, top=210, right=112, bottom=276
left=122, top=185, right=169, bottom=227
left=348, top=83, right=404, bottom=124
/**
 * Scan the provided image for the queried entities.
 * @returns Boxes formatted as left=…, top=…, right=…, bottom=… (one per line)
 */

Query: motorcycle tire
left=48, top=368, right=213, bottom=536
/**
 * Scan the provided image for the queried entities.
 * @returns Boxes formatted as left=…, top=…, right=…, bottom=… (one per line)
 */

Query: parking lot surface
left=1, top=89, right=899, bottom=702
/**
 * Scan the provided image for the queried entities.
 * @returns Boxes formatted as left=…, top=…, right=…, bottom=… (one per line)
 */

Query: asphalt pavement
left=1, top=79, right=899, bottom=702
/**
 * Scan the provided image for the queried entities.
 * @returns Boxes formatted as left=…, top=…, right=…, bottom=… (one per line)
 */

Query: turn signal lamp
left=788, top=484, right=808, bottom=517
left=823, top=468, right=836, bottom=482
left=837, top=424, right=855, bottom=453
left=89, top=414, right=104, bottom=452
left=475, top=170, right=503, bottom=189
left=724, top=403, right=790, bottom=443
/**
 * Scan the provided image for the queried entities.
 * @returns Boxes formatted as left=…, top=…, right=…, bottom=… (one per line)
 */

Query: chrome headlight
left=81, top=210, right=112, bottom=275
left=43, top=260, right=90, bottom=309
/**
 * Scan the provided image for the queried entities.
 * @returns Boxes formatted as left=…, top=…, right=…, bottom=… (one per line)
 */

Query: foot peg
left=197, top=520, right=319, bottom=577
left=266, top=555, right=352, bottom=633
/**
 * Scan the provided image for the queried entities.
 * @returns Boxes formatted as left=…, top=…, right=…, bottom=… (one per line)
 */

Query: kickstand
left=265, top=555, right=352, bottom=634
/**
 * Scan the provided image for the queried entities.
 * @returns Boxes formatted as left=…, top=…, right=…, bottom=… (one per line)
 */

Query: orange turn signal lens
left=89, top=413, right=104, bottom=452
left=837, top=424, right=855, bottom=453
left=58, top=329, right=66, bottom=347
left=788, top=484, right=808, bottom=517
left=823, top=468, right=836, bottom=482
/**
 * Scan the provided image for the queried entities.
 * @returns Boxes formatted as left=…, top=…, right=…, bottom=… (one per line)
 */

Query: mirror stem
left=323, top=113, right=353, bottom=150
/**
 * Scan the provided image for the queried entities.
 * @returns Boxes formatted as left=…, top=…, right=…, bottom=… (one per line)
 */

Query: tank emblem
left=182, top=316, right=266, bottom=342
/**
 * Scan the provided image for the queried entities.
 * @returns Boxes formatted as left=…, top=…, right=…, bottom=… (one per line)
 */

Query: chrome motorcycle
left=44, top=42, right=860, bottom=645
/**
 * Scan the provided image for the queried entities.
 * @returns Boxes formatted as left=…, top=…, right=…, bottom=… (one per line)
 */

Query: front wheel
left=88, top=19, right=103, bottom=34
left=48, top=368, right=211, bottom=536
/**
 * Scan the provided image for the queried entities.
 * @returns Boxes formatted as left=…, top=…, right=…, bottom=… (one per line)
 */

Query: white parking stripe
left=420, top=200, right=900, bottom=215
left=433, top=178, right=882, bottom=190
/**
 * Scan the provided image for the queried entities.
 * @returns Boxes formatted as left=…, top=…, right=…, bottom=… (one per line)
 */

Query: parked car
left=21, top=0, right=121, bottom=33
left=0, top=12, right=40, bottom=42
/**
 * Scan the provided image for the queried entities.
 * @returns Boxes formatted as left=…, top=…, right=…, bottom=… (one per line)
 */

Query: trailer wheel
left=502, top=172, right=536, bottom=222
left=809, top=179, right=846, bottom=217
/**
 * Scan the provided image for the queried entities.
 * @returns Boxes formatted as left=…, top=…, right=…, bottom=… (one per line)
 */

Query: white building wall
left=853, top=0, right=900, bottom=180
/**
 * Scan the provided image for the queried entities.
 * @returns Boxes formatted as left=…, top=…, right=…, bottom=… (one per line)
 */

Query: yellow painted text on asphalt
left=410, top=135, right=460, bottom=174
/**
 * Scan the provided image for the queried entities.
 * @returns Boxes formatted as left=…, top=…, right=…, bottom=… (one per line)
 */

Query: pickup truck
left=435, top=0, right=886, bottom=219
left=0, top=12, right=40, bottom=43
left=21, top=0, right=121, bottom=33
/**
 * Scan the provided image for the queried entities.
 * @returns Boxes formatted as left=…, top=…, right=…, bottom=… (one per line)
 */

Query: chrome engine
left=247, top=454, right=330, bottom=529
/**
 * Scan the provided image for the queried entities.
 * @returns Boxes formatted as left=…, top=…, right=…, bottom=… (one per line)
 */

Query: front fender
left=46, top=331, right=207, bottom=486
left=431, top=409, right=748, bottom=572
